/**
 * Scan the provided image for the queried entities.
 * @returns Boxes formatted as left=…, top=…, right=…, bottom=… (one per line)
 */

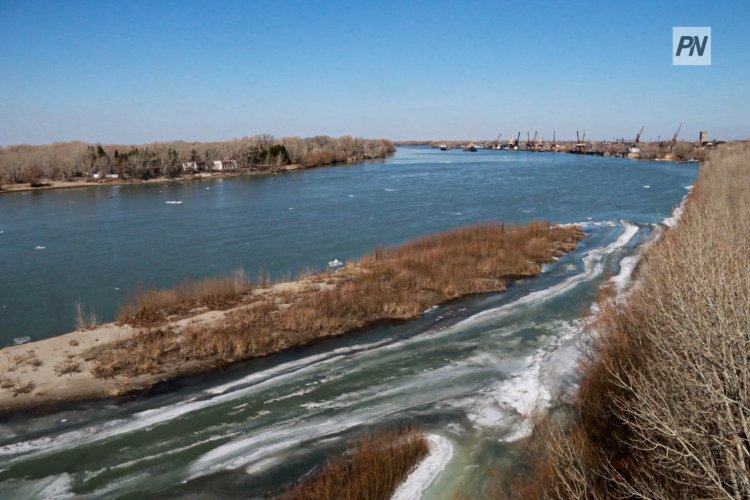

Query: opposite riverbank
left=0, top=222, right=585, bottom=415
left=0, top=163, right=315, bottom=195
left=0, top=135, right=395, bottom=194
left=503, top=144, right=750, bottom=498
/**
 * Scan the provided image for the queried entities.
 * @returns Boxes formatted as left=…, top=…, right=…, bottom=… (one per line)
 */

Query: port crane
left=551, top=130, right=558, bottom=151
left=575, top=130, right=586, bottom=152
left=493, top=133, right=502, bottom=149
left=514, top=132, right=520, bottom=150
left=628, top=126, right=645, bottom=154
left=671, top=122, right=682, bottom=147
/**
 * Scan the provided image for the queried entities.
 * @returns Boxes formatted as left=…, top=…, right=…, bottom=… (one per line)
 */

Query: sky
left=1, top=0, right=749, bottom=145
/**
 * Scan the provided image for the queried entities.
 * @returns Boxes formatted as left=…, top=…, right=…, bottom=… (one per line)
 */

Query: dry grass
left=117, top=269, right=250, bottom=326
left=503, top=143, right=750, bottom=498
left=280, top=428, right=429, bottom=500
left=7, top=350, right=41, bottom=372
left=11, top=379, right=35, bottom=397
left=92, top=222, right=585, bottom=378
left=0, top=375, right=14, bottom=389
left=54, top=358, right=81, bottom=376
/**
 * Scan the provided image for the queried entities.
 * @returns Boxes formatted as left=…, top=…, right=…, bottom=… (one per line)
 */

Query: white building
left=211, top=158, right=238, bottom=171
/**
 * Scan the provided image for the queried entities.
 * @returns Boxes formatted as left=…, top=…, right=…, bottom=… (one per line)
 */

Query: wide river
left=0, top=147, right=697, bottom=498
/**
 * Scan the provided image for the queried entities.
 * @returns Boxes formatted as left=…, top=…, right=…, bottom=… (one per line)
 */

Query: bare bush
left=8, top=350, right=40, bottom=371
left=12, top=379, right=35, bottom=397
left=54, top=358, right=81, bottom=376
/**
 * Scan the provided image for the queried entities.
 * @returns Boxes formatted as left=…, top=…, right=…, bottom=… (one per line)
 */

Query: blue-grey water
left=0, top=148, right=697, bottom=498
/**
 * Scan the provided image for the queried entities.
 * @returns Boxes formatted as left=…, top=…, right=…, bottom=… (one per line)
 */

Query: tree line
left=0, top=135, right=396, bottom=184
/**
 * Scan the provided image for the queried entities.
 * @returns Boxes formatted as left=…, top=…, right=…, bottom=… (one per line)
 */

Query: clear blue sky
left=1, top=0, right=748, bottom=144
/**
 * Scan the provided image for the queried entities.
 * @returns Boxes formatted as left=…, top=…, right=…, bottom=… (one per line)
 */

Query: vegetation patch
left=280, top=428, right=429, bottom=500
left=91, top=222, right=584, bottom=378
left=0, top=135, right=396, bottom=184
left=501, top=144, right=750, bottom=498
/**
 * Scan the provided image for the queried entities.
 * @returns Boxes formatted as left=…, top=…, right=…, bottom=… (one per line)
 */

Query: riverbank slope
left=505, top=143, right=750, bottom=498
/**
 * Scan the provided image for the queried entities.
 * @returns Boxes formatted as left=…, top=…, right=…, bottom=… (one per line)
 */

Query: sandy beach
left=0, top=279, right=315, bottom=414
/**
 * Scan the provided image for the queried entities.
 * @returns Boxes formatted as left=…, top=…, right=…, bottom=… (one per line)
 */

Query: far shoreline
left=0, top=143, right=707, bottom=196
left=0, top=159, right=376, bottom=196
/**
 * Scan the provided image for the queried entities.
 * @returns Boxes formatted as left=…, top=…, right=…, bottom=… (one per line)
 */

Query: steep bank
left=0, top=222, right=585, bottom=415
left=506, top=144, right=750, bottom=497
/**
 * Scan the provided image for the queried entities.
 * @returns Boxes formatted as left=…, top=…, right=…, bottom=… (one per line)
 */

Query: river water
left=0, top=148, right=697, bottom=498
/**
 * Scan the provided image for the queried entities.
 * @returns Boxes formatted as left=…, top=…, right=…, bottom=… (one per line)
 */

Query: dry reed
left=94, top=222, right=584, bottom=378
left=280, top=428, right=429, bottom=500
left=117, top=269, right=250, bottom=326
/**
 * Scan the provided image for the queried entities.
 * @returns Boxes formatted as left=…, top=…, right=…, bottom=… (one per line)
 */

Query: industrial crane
left=493, top=133, right=502, bottom=149
left=671, top=122, right=682, bottom=147
left=551, top=130, right=558, bottom=151
left=575, top=130, right=587, bottom=153
left=628, top=126, right=645, bottom=155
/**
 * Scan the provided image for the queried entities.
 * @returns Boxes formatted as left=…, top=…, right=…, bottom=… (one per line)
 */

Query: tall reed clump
left=74, top=302, right=99, bottom=330
left=280, top=428, right=429, bottom=500
left=94, top=222, right=585, bottom=377
left=117, top=269, right=250, bottom=326
left=502, top=143, right=750, bottom=498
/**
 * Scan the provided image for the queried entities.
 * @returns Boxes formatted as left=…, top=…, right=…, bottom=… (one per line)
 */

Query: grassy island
left=0, top=221, right=585, bottom=414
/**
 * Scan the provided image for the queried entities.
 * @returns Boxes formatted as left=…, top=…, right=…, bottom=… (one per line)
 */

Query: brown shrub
left=12, top=379, right=35, bottom=397
left=280, top=428, right=429, bottom=500
left=8, top=350, right=40, bottom=371
left=54, top=358, right=81, bottom=376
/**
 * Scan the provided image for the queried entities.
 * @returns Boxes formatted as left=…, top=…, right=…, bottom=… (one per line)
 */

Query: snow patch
left=391, top=434, right=453, bottom=500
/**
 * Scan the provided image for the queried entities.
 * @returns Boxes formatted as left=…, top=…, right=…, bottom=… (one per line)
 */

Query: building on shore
left=212, top=157, right=238, bottom=171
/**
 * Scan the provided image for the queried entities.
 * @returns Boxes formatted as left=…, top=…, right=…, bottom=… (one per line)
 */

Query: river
left=0, top=147, right=697, bottom=498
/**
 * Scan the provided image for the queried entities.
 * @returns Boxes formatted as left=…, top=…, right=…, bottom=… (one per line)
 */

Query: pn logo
left=673, top=27, right=711, bottom=65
